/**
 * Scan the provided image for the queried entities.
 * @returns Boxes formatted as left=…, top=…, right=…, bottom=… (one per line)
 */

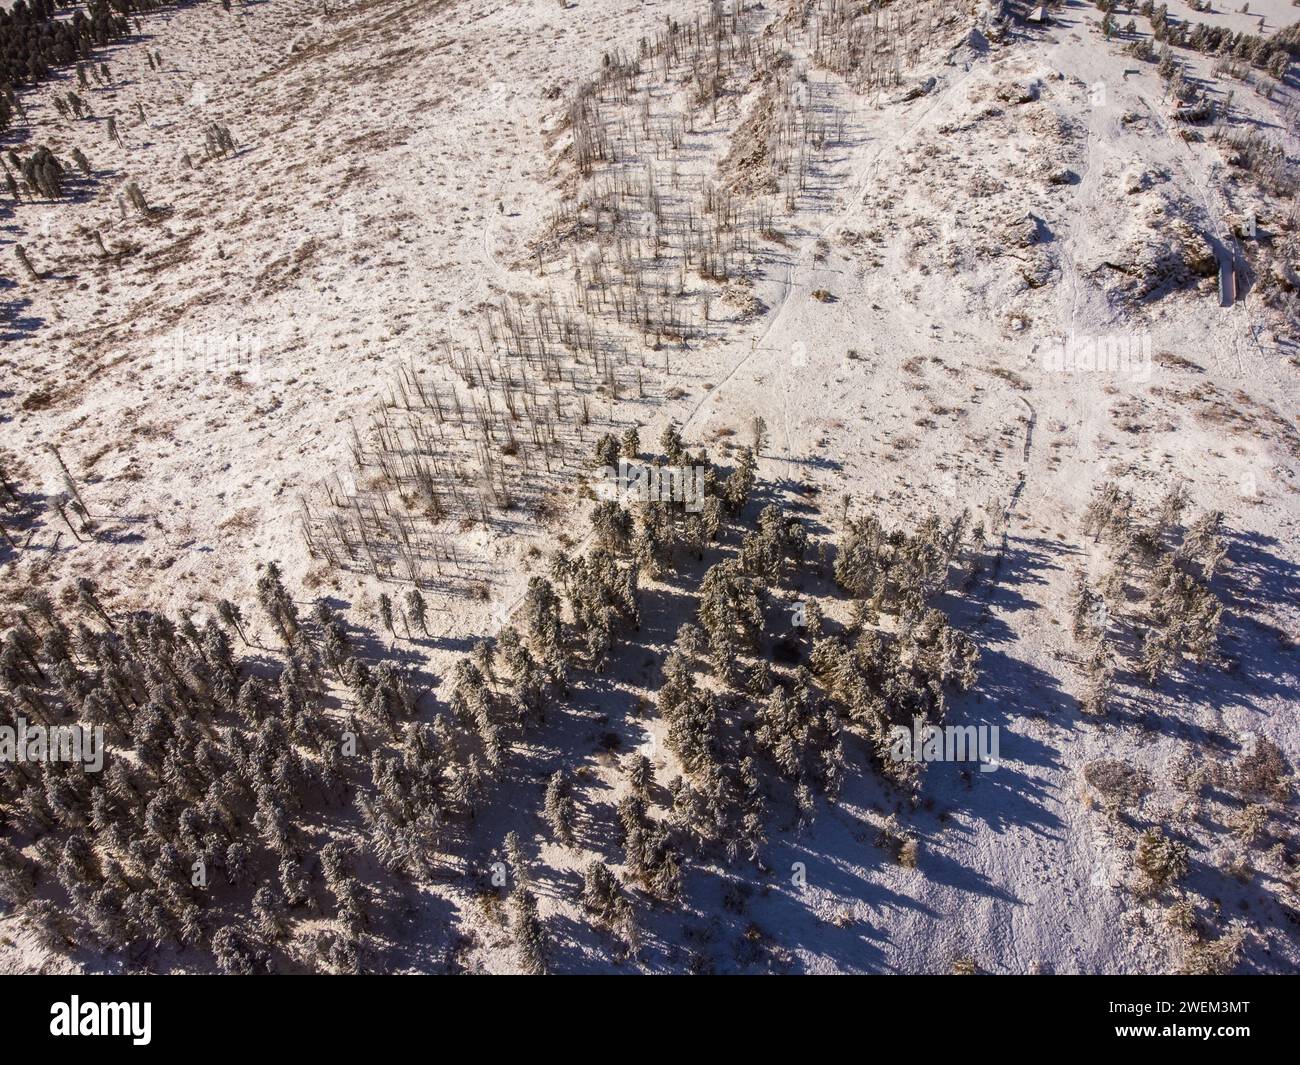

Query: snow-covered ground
left=2, top=0, right=1298, bottom=973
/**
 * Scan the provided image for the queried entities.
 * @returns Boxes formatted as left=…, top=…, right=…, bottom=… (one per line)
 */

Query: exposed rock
left=1000, top=211, right=1041, bottom=248
left=977, top=0, right=1013, bottom=42
left=1270, top=258, right=1299, bottom=291
left=1083, top=760, right=1149, bottom=809
left=1094, top=195, right=1222, bottom=302
left=996, top=78, right=1041, bottom=105
left=896, top=76, right=938, bottom=103
left=1044, top=165, right=1076, bottom=186
left=1123, top=166, right=1167, bottom=195
left=1172, top=97, right=1214, bottom=123
left=1019, top=249, right=1055, bottom=288
left=1169, top=219, right=1217, bottom=276
left=718, top=81, right=781, bottom=196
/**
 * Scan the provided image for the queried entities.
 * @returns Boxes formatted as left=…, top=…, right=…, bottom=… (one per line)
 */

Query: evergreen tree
left=508, top=886, right=548, bottom=975
left=543, top=770, right=577, bottom=847
left=620, top=426, right=640, bottom=459
left=405, top=588, right=429, bottom=636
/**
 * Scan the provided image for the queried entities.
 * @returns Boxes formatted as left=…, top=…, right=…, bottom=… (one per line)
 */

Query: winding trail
left=483, top=58, right=992, bottom=627
left=684, top=60, right=990, bottom=484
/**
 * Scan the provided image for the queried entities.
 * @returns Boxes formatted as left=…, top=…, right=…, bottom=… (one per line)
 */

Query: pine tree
left=405, top=588, right=429, bottom=636
left=660, top=423, right=685, bottom=465
left=508, top=885, right=548, bottom=975
left=591, top=500, right=632, bottom=553
left=521, top=576, right=564, bottom=662
left=215, top=599, right=249, bottom=644
left=722, top=447, right=757, bottom=515
left=76, top=578, right=114, bottom=631
left=620, top=426, right=640, bottom=459
left=543, top=770, right=577, bottom=846
left=1080, top=641, right=1113, bottom=717
left=1068, top=569, right=1102, bottom=639
left=1140, top=627, right=1175, bottom=686
left=253, top=885, right=289, bottom=942
left=581, top=860, right=629, bottom=929
left=594, top=432, right=620, bottom=468
left=1134, top=828, right=1189, bottom=891
left=1157, top=45, right=1177, bottom=79
left=212, top=925, right=270, bottom=975
left=378, top=593, right=396, bottom=639
left=624, top=752, right=652, bottom=801
left=504, top=830, right=528, bottom=886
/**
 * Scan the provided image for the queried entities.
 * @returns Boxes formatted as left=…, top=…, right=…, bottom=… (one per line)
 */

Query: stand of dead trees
left=299, top=0, right=960, bottom=595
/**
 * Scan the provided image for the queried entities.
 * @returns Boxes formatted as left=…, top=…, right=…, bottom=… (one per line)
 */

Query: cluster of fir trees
left=653, top=515, right=982, bottom=846
left=1120, top=1, right=1297, bottom=80
left=0, top=562, right=517, bottom=973
left=7, top=143, right=69, bottom=200
left=1070, top=481, right=1228, bottom=713
left=2, top=427, right=991, bottom=972
left=0, top=0, right=169, bottom=135
left=582, top=427, right=986, bottom=878
left=589, top=423, right=747, bottom=577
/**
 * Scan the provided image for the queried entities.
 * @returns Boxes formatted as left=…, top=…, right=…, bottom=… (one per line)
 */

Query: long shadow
left=0, top=278, right=47, bottom=343
left=1133, top=528, right=1300, bottom=722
